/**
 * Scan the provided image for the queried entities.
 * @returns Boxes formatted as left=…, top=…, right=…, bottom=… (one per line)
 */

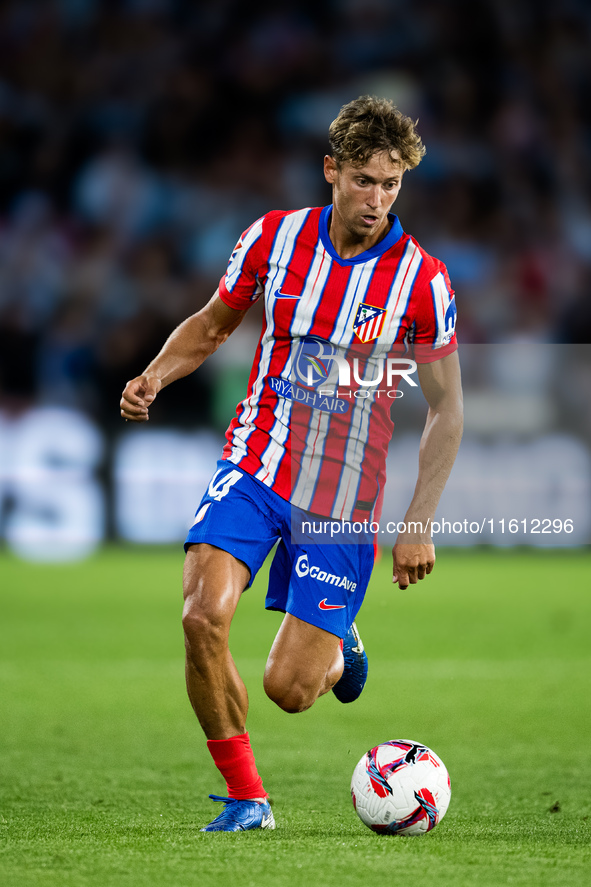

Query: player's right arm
left=120, top=290, right=248, bottom=422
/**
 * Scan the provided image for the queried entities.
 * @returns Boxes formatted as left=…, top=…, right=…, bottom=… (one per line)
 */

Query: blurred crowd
left=0, top=0, right=590, bottom=428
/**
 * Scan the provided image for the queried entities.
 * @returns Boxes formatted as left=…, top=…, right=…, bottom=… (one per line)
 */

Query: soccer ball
left=351, top=739, right=451, bottom=835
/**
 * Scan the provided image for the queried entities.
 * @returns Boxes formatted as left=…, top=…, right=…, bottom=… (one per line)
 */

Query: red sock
left=206, top=732, right=267, bottom=800
left=340, top=638, right=344, bottom=651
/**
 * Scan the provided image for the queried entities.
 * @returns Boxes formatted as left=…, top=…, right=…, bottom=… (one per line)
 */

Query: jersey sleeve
left=409, top=263, right=458, bottom=363
left=219, top=215, right=267, bottom=310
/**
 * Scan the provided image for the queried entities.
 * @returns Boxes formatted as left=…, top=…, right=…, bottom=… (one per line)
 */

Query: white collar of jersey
left=319, top=205, right=404, bottom=266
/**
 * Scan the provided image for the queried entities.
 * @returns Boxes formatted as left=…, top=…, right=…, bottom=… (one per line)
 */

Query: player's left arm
left=392, top=350, right=463, bottom=590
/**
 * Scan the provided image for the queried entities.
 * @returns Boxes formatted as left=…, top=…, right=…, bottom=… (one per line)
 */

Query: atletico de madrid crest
left=353, top=302, right=387, bottom=343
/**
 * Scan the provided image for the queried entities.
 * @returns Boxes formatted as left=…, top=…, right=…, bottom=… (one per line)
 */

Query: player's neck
left=327, top=209, right=393, bottom=260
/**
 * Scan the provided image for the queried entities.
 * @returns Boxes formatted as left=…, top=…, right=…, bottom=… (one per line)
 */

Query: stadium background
left=0, top=0, right=590, bottom=557
left=1, top=3, right=590, bottom=886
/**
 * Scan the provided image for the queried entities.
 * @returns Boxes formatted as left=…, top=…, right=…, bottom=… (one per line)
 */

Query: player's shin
left=206, top=732, right=268, bottom=800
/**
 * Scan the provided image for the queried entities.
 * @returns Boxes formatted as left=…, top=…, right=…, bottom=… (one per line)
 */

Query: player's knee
left=182, top=594, right=227, bottom=656
left=263, top=672, right=315, bottom=714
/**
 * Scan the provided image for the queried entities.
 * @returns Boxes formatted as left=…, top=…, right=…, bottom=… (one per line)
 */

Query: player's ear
left=324, top=155, right=338, bottom=185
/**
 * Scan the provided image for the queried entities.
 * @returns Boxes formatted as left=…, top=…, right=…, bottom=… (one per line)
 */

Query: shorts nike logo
left=272, top=288, right=301, bottom=299
left=318, top=599, right=346, bottom=610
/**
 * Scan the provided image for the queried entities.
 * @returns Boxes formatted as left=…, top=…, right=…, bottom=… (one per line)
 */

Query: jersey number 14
left=207, top=468, right=243, bottom=501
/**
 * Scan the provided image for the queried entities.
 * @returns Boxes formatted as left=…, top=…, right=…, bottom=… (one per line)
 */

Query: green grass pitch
left=1, top=545, right=590, bottom=887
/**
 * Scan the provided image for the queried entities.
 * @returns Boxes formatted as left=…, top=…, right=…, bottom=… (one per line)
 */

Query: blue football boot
left=332, top=622, right=368, bottom=703
left=200, top=795, right=275, bottom=832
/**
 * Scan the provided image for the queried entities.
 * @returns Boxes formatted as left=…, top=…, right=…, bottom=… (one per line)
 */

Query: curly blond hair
left=328, top=96, right=425, bottom=170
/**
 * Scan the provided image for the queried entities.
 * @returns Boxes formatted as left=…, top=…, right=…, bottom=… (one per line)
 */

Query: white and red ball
left=351, top=739, right=451, bottom=835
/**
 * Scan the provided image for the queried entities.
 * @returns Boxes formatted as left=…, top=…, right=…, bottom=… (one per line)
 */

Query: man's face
left=324, top=151, right=404, bottom=244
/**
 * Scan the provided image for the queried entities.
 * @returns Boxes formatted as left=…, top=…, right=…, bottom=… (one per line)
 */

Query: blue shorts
left=184, top=460, right=375, bottom=639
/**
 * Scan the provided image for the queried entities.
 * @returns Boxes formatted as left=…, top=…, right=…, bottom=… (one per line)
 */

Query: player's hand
left=120, top=374, right=161, bottom=422
left=392, top=534, right=435, bottom=590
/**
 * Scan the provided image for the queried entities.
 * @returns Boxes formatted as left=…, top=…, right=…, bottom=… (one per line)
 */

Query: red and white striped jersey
left=218, top=205, right=457, bottom=523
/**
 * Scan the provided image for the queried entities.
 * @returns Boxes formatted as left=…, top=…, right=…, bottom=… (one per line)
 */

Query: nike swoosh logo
left=272, top=288, right=301, bottom=299
left=318, top=599, right=346, bottom=610
left=261, top=813, right=274, bottom=828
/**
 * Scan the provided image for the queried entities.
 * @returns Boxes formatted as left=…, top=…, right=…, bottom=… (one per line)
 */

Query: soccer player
left=120, top=97, right=463, bottom=832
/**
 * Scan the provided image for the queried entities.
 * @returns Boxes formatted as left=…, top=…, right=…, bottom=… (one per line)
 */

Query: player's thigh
left=183, top=460, right=280, bottom=629
left=264, top=612, right=341, bottom=691
left=183, top=543, right=251, bottom=629
left=185, top=459, right=280, bottom=593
